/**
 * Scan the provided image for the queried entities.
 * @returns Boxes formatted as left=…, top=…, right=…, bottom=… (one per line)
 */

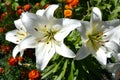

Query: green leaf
left=41, top=63, right=56, bottom=77
left=68, top=60, right=74, bottom=80
left=53, top=58, right=63, bottom=73
left=56, top=60, right=68, bottom=80
left=12, top=2, right=19, bottom=10
left=110, top=0, right=118, bottom=7
left=41, top=68, right=54, bottom=79
left=40, top=0, right=46, bottom=7
left=109, top=6, right=120, bottom=19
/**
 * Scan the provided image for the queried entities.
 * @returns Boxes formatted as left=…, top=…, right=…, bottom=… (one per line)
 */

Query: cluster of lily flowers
left=5, top=4, right=120, bottom=79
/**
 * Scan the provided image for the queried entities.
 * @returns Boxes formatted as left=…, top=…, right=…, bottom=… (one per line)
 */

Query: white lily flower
left=75, top=7, right=120, bottom=65
left=17, top=4, right=81, bottom=70
left=6, top=19, right=28, bottom=57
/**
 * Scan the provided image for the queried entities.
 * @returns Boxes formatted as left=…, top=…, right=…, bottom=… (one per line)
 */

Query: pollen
left=86, top=30, right=106, bottom=51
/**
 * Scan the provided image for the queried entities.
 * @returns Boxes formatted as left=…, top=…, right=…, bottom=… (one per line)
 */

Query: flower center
left=86, top=31, right=103, bottom=51
left=35, top=25, right=58, bottom=44
left=85, top=24, right=108, bottom=51
left=45, top=30, right=56, bottom=44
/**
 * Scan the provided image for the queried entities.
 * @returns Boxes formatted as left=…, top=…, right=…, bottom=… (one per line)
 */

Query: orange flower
left=17, top=5, right=22, bottom=10
left=2, top=45, right=11, bottom=54
left=5, top=45, right=10, bottom=52
left=23, top=4, right=32, bottom=11
left=17, top=56, right=24, bottom=62
left=28, top=70, right=41, bottom=80
left=16, top=9, right=24, bottom=15
left=8, top=57, right=18, bottom=66
left=0, top=27, right=3, bottom=33
left=1, top=12, right=7, bottom=20
left=65, top=4, right=72, bottom=9
left=69, top=0, right=79, bottom=7
left=66, top=0, right=73, bottom=3
left=35, top=2, right=40, bottom=8
left=0, top=68, right=3, bottom=73
left=64, top=9, right=72, bottom=18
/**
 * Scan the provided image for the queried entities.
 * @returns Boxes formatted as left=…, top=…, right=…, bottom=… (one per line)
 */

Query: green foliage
left=12, top=2, right=19, bottom=10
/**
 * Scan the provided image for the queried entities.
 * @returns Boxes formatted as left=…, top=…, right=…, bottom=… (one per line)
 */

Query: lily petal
left=109, top=26, right=120, bottom=45
left=14, top=19, right=27, bottom=32
left=43, top=4, right=59, bottom=20
left=36, top=9, right=45, bottom=16
left=6, top=30, right=22, bottom=44
left=91, top=7, right=102, bottom=24
left=103, top=19, right=120, bottom=29
left=36, top=41, right=55, bottom=70
left=90, top=7, right=103, bottom=32
left=21, top=12, right=45, bottom=37
left=12, top=35, right=37, bottom=58
left=95, top=47, right=108, bottom=65
left=75, top=45, right=90, bottom=60
left=19, top=35, right=37, bottom=49
left=103, top=25, right=120, bottom=46
left=104, top=41, right=120, bottom=53
left=77, top=21, right=90, bottom=40
left=54, top=18, right=81, bottom=41
left=12, top=45, right=24, bottom=58
left=55, top=42, right=76, bottom=58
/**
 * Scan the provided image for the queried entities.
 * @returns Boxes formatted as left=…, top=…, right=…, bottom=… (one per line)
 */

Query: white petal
left=103, top=25, right=120, bottom=45
left=103, top=19, right=120, bottom=29
left=104, top=41, right=120, bottom=53
left=90, top=7, right=103, bottom=32
left=6, top=30, right=22, bottom=44
left=14, top=19, right=27, bottom=32
left=55, top=42, right=76, bottom=58
left=21, top=12, right=45, bottom=37
left=54, top=18, right=81, bottom=41
left=109, top=26, right=120, bottom=45
left=19, top=35, right=37, bottom=49
left=91, top=7, right=102, bottom=24
left=12, top=45, right=20, bottom=58
left=12, top=35, right=37, bottom=58
left=116, top=54, right=120, bottom=61
left=36, top=41, right=55, bottom=70
left=75, top=45, right=90, bottom=60
left=12, top=45, right=24, bottom=58
left=36, top=9, right=45, bottom=16
left=77, top=21, right=90, bottom=40
left=43, top=4, right=59, bottom=20
left=103, top=27, right=116, bottom=40
left=95, top=47, right=107, bottom=65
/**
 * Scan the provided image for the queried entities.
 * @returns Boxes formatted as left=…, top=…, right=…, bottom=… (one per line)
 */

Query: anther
left=34, top=28, right=38, bottom=31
